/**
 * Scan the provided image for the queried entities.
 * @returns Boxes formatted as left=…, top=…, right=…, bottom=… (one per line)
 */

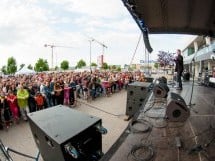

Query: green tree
left=102, top=62, right=108, bottom=70
left=76, top=59, right=86, bottom=69
left=1, top=65, right=7, bottom=74
left=19, top=64, right=25, bottom=70
left=55, top=66, right=59, bottom=71
left=27, top=64, right=33, bottom=70
left=128, top=66, right=133, bottom=71
left=91, top=62, right=97, bottom=67
left=60, top=60, right=69, bottom=70
left=117, top=67, right=121, bottom=72
left=7, top=57, right=17, bottom=74
left=154, top=62, right=159, bottom=69
left=124, top=64, right=129, bottom=69
left=111, top=65, right=116, bottom=70
left=34, top=58, right=49, bottom=72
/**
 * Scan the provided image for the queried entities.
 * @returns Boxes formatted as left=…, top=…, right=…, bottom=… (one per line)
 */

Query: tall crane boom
left=44, top=44, right=74, bottom=69
left=86, top=35, right=107, bottom=54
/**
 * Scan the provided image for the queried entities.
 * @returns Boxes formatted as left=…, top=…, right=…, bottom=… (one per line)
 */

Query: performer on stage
left=174, top=49, right=184, bottom=90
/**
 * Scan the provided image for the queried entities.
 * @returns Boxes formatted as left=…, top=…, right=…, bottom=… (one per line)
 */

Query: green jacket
left=17, top=89, right=29, bottom=108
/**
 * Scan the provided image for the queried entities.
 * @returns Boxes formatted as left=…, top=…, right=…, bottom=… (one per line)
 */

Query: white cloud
left=0, top=0, right=197, bottom=69
left=49, top=0, right=126, bottom=19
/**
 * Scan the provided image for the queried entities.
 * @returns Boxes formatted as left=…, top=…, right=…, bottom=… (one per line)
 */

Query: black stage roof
left=122, top=0, right=215, bottom=36
left=122, top=0, right=215, bottom=53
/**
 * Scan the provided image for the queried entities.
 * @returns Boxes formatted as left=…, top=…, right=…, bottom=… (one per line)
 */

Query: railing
left=184, top=41, right=215, bottom=64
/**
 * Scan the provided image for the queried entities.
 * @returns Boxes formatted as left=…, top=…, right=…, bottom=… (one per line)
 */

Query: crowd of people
left=0, top=70, right=146, bottom=130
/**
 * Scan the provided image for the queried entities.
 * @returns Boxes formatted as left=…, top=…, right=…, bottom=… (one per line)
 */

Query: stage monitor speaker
left=28, top=105, right=103, bottom=161
left=153, top=83, right=169, bottom=98
left=166, top=93, right=190, bottom=122
left=158, top=76, right=167, bottom=84
left=126, top=82, right=151, bottom=117
left=127, top=82, right=151, bottom=100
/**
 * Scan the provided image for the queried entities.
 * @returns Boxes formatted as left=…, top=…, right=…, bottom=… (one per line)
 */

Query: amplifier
left=166, top=93, right=190, bottom=122
left=28, top=105, right=103, bottom=161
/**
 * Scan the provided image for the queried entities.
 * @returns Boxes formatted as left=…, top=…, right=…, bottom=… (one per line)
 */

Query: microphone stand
left=187, top=56, right=198, bottom=113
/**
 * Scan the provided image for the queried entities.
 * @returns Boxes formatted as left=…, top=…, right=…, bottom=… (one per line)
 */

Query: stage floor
left=101, top=82, right=215, bottom=161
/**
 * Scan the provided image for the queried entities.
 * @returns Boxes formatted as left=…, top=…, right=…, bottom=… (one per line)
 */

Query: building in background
left=97, top=55, right=104, bottom=68
left=183, top=36, right=215, bottom=78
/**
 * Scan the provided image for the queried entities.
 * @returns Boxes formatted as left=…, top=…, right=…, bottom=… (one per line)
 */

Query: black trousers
left=177, top=72, right=183, bottom=88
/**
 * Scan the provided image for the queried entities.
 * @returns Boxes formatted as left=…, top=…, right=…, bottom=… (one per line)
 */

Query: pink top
left=64, top=87, right=71, bottom=99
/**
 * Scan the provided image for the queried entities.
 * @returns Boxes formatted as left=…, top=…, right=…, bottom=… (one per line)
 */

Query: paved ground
left=0, top=90, right=128, bottom=161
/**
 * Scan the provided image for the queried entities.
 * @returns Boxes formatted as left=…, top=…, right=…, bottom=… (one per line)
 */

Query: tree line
left=1, top=57, right=121, bottom=75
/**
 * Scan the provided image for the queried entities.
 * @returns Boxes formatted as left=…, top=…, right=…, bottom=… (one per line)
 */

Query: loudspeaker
left=166, top=93, right=190, bottom=122
left=28, top=105, right=103, bottom=161
left=126, top=82, right=151, bottom=117
left=126, top=100, right=143, bottom=117
left=158, top=76, right=167, bottom=84
left=142, top=27, right=153, bottom=53
left=153, top=83, right=169, bottom=98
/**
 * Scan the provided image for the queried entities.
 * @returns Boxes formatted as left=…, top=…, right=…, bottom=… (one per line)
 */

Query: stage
left=101, top=82, right=215, bottom=161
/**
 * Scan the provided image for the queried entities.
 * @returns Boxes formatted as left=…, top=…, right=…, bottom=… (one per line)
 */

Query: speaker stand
left=187, top=59, right=198, bottom=114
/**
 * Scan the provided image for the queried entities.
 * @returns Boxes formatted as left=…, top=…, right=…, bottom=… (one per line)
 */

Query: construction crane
left=86, top=36, right=108, bottom=70
left=90, top=37, right=108, bottom=55
left=44, top=44, right=74, bottom=69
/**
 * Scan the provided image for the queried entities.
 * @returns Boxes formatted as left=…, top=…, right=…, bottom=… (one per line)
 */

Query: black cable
left=201, top=151, right=212, bottom=161
left=129, top=119, right=152, bottom=133
left=129, top=144, right=154, bottom=161
left=0, top=140, right=13, bottom=161
left=7, top=148, right=37, bottom=160
left=183, top=127, right=214, bottom=142
left=150, top=118, right=167, bottom=128
left=79, top=100, right=123, bottom=117
left=129, top=33, right=142, bottom=66
left=142, top=108, right=168, bottom=129
left=142, top=101, right=155, bottom=114
left=167, top=121, right=186, bottom=128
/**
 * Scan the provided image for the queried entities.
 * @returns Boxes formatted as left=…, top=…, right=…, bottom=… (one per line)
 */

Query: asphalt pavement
left=0, top=90, right=128, bottom=161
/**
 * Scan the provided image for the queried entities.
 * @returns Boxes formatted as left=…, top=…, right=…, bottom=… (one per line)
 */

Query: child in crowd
left=35, top=92, right=45, bottom=110
left=54, top=82, right=63, bottom=105
left=6, top=90, right=19, bottom=123
left=64, top=83, right=71, bottom=106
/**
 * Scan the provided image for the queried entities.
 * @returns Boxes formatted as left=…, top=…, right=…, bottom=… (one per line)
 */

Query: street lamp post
left=89, top=39, right=94, bottom=72
left=44, top=44, right=55, bottom=69
left=85, top=35, right=107, bottom=67
left=44, top=44, right=74, bottom=70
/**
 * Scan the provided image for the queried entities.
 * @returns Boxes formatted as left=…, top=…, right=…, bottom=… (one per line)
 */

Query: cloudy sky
left=0, top=0, right=196, bottom=68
